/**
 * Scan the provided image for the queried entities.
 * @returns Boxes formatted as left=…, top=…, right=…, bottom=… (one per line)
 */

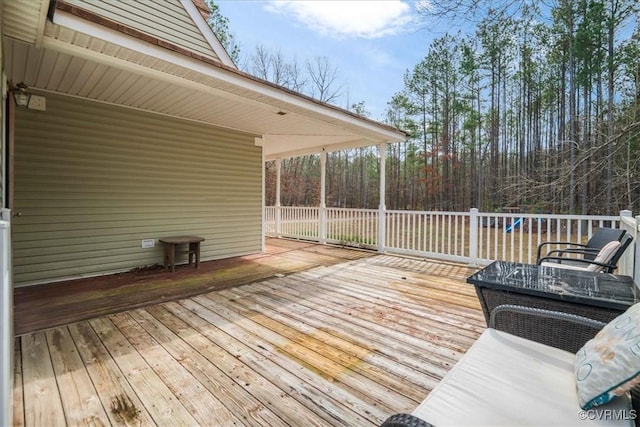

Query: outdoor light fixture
left=9, top=82, right=31, bottom=108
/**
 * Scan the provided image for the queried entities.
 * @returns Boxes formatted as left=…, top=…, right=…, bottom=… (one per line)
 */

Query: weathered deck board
left=21, top=332, right=66, bottom=426
left=90, top=317, right=200, bottom=425
left=129, top=308, right=288, bottom=427
left=67, top=322, right=157, bottom=426
left=224, top=284, right=453, bottom=383
left=109, top=312, right=244, bottom=426
left=12, top=338, right=25, bottom=427
left=46, top=328, right=111, bottom=425
left=192, top=293, right=414, bottom=416
left=14, top=240, right=484, bottom=426
left=219, top=287, right=440, bottom=393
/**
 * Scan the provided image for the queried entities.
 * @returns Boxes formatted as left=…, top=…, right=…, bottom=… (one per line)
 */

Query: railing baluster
left=527, top=219, right=532, bottom=264
left=454, top=214, right=459, bottom=256
left=447, top=214, right=452, bottom=255
left=462, top=214, right=467, bottom=258
left=493, top=216, right=498, bottom=261
left=435, top=214, right=440, bottom=254
left=506, top=217, right=512, bottom=262
left=478, top=215, right=484, bottom=260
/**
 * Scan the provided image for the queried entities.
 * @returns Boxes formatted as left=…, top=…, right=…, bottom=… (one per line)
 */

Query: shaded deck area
left=13, top=238, right=484, bottom=426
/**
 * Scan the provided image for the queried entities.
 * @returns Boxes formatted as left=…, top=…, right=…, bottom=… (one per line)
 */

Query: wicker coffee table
left=467, top=261, right=638, bottom=352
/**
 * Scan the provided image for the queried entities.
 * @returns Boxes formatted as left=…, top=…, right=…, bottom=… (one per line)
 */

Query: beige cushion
left=413, top=329, right=633, bottom=427
left=587, top=240, right=621, bottom=272
left=540, top=261, right=594, bottom=271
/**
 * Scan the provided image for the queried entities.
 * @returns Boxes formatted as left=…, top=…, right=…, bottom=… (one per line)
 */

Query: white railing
left=385, top=210, right=471, bottom=263
left=325, top=208, right=379, bottom=248
left=265, top=206, right=634, bottom=276
left=268, top=206, right=320, bottom=241
left=620, top=213, right=640, bottom=281
left=474, top=210, right=625, bottom=265
left=0, top=209, right=12, bottom=427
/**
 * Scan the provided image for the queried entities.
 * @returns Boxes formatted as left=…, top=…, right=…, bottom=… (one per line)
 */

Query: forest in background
left=212, top=1, right=640, bottom=215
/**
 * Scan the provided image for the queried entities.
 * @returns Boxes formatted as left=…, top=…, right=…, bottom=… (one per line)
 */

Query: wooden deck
left=12, top=238, right=484, bottom=426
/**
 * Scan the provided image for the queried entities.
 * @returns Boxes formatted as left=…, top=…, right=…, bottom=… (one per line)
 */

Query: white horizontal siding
left=63, top=0, right=221, bottom=62
left=13, top=92, right=262, bottom=285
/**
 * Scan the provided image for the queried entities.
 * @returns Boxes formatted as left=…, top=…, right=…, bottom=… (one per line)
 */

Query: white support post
left=275, top=158, right=282, bottom=237
left=378, top=143, right=386, bottom=252
left=319, top=150, right=327, bottom=244
left=261, top=149, right=266, bottom=252
left=0, top=208, right=12, bottom=427
left=636, top=216, right=640, bottom=284
left=469, top=208, right=479, bottom=266
left=618, top=210, right=635, bottom=278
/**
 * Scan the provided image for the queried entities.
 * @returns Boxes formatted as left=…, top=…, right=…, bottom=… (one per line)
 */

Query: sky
left=216, top=0, right=442, bottom=120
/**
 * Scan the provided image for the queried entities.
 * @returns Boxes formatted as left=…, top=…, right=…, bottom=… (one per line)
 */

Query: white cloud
left=265, top=1, right=414, bottom=39
left=361, top=45, right=394, bottom=67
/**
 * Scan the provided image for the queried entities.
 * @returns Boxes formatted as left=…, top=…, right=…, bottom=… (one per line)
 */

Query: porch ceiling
left=2, top=4, right=405, bottom=160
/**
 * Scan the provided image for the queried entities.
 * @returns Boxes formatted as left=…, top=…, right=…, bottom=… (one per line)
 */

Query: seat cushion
left=413, top=329, right=633, bottom=427
left=587, top=241, right=621, bottom=272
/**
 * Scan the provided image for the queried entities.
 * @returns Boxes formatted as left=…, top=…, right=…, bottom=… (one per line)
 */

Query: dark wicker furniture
left=468, top=261, right=638, bottom=353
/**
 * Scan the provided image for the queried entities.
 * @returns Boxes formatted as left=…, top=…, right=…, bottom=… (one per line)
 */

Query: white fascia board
left=51, top=10, right=405, bottom=143
left=180, top=0, right=236, bottom=69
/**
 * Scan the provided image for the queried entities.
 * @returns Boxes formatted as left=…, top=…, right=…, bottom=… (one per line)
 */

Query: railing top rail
left=476, top=212, right=619, bottom=221
left=386, top=210, right=470, bottom=216
left=326, top=207, right=379, bottom=213
left=270, top=207, right=620, bottom=221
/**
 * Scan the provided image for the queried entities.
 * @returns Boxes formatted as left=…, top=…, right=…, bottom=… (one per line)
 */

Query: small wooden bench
left=159, top=236, right=205, bottom=273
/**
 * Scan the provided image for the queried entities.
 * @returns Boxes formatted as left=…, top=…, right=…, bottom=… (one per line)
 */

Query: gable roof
left=2, top=0, right=406, bottom=159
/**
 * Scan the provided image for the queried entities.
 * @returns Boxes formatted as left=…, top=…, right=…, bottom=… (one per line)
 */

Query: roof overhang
left=2, top=1, right=405, bottom=160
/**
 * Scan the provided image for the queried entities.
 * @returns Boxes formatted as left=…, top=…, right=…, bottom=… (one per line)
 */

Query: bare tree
left=249, top=44, right=272, bottom=80
left=306, top=56, right=344, bottom=104
left=417, top=0, right=539, bottom=23
left=247, top=45, right=307, bottom=92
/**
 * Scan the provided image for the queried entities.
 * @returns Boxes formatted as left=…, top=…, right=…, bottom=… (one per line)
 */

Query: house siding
left=62, top=0, right=221, bottom=62
left=13, top=92, right=262, bottom=285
